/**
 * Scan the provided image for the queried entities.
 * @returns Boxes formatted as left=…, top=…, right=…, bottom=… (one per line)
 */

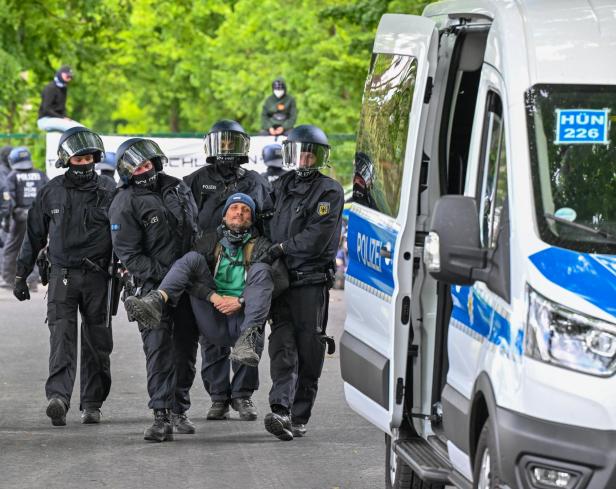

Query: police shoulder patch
left=111, top=223, right=121, bottom=231
left=317, top=202, right=330, bottom=216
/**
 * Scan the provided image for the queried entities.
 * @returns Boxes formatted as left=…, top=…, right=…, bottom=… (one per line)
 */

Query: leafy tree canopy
left=0, top=0, right=431, bottom=180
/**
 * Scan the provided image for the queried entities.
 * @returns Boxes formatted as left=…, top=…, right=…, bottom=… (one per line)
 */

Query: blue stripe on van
left=529, top=247, right=616, bottom=318
left=346, top=211, right=397, bottom=297
left=451, top=286, right=519, bottom=354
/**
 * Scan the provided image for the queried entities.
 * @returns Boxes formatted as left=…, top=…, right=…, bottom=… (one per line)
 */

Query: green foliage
left=0, top=0, right=433, bottom=182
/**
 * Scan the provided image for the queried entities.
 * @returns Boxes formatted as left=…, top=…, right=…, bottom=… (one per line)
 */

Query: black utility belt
left=289, top=270, right=329, bottom=286
left=50, top=264, right=106, bottom=275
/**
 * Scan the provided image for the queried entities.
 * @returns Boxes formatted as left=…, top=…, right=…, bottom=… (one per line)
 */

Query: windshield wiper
left=544, top=212, right=616, bottom=242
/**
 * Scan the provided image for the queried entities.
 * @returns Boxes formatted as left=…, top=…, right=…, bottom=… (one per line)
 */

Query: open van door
left=341, top=14, right=438, bottom=433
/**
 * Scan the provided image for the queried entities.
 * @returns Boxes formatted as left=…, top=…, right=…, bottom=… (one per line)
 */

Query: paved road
left=0, top=287, right=385, bottom=489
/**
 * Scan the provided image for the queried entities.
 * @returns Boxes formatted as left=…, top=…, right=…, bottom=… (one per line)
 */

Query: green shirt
left=214, top=246, right=246, bottom=297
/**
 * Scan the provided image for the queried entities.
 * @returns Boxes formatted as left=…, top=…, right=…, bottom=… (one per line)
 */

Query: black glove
left=13, top=276, right=30, bottom=301
left=261, top=243, right=285, bottom=265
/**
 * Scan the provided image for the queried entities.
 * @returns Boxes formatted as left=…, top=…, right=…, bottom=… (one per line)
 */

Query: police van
left=340, top=1, right=616, bottom=488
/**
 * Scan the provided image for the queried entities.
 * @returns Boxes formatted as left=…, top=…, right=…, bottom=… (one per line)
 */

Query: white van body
left=341, top=1, right=616, bottom=488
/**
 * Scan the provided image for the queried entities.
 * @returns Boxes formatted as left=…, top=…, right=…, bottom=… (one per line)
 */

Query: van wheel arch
left=469, top=373, right=501, bottom=473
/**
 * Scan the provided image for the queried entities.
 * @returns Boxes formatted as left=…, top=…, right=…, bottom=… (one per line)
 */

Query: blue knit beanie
left=223, top=193, right=256, bottom=220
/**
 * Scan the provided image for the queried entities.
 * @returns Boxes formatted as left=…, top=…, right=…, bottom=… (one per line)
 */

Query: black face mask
left=67, top=162, right=95, bottom=183
left=132, top=168, right=158, bottom=190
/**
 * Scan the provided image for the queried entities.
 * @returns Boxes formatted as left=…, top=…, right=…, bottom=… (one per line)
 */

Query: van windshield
left=526, top=84, right=616, bottom=254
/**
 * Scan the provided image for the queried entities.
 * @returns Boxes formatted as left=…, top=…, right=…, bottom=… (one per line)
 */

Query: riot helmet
left=56, top=127, right=105, bottom=168
left=116, top=138, right=167, bottom=185
left=204, top=120, right=250, bottom=165
left=8, top=147, right=34, bottom=171
left=262, top=144, right=283, bottom=168
left=282, top=124, right=330, bottom=178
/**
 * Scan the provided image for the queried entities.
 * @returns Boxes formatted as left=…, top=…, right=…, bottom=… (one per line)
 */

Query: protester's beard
left=132, top=168, right=158, bottom=190
left=67, top=162, right=95, bottom=183
left=221, top=221, right=251, bottom=244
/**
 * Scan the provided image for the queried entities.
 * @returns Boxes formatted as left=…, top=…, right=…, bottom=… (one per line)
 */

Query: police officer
left=96, top=151, right=117, bottom=182
left=109, top=138, right=198, bottom=442
left=1, top=147, right=48, bottom=289
left=261, top=144, right=287, bottom=183
left=260, top=78, right=298, bottom=136
left=13, top=127, right=115, bottom=427
left=262, top=125, right=343, bottom=441
left=184, top=119, right=274, bottom=422
left=0, top=145, right=14, bottom=277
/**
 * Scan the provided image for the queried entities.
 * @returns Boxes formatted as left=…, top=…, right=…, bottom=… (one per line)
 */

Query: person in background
left=96, top=151, right=117, bottom=183
left=260, top=78, right=297, bottom=136
left=1, top=147, right=48, bottom=290
left=261, top=144, right=287, bottom=184
left=0, top=146, right=13, bottom=272
left=37, top=66, right=83, bottom=132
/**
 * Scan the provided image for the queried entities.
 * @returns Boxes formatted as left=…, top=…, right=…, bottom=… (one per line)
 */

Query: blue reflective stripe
left=451, top=285, right=518, bottom=353
left=529, top=247, right=616, bottom=318
left=346, top=211, right=396, bottom=296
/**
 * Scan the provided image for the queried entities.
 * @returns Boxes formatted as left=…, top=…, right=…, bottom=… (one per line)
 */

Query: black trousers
left=46, top=267, right=113, bottom=411
left=268, top=284, right=328, bottom=424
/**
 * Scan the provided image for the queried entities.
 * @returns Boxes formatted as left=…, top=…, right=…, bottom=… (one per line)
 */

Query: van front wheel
left=473, top=422, right=503, bottom=489
left=385, top=431, right=445, bottom=489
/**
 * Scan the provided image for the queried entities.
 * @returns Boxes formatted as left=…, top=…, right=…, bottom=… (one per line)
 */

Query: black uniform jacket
left=270, top=171, right=344, bottom=273
left=184, top=165, right=274, bottom=236
left=38, top=81, right=67, bottom=119
left=17, top=173, right=115, bottom=277
left=109, top=173, right=198, bottom=292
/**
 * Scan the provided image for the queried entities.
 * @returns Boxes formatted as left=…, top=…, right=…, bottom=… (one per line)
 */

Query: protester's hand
left=215, top=296, right=242, bottom=316
left=13, top=276, right=30, bottom=301
left=209, top=292, right=224, bottom=308
left=274, top=126, right=284, bottom=135
left=268, top=127, right=277, bottom=136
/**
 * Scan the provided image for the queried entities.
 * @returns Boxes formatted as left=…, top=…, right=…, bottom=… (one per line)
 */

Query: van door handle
left=380, top=248, right=391, bottom=259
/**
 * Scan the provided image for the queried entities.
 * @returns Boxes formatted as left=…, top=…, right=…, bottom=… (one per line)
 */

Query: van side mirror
left=424, top=195, right=487, bottom=285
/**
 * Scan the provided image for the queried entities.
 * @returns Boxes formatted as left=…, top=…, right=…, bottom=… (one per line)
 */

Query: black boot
left=171, top=412, right=196, bottom=434
left=144, top=409, right=174, bottom=442
left=124, top=291, right=164, bottom=329
left=46, top=398, right=67, bottom=427
left=264, top=405, right=293, bottom=441
left=229, top=326, right=261, bottom=367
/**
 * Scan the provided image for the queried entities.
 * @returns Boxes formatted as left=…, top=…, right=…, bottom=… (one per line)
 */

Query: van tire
left=385, top=433, right=445, bottom=489
left=472, top=422, right=503, bottom=489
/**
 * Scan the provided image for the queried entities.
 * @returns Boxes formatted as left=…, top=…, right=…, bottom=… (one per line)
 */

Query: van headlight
left=526, top=287, right=616, bottom=376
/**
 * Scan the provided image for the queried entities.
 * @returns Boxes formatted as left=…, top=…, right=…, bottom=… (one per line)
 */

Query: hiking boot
left=292, top=422, right=307, bottom=437
left=144, top=409, right=174, bottom=442
left=264, top=410, right=293, bottom=441
left=206, top=400, right=230, bottom=420
left=171, top=412, right=196, bottom=434
left=229, top=326, right=261, bottom=367
left=124, top=291, right=164, bottom=329
left=46, top=398, right=67, bottom=427
left=81, top=408, right=101, bottom=424
left=231, top=397, right=258, bottom=421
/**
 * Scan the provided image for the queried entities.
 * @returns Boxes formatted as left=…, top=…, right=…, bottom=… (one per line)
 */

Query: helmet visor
left=60, top=131, right=105, bottom=159
left=204, top=131, right=250, bottom=158
left=282, top=142, right=330, bottom=169
left=117, top=140, right=167, bottom=177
